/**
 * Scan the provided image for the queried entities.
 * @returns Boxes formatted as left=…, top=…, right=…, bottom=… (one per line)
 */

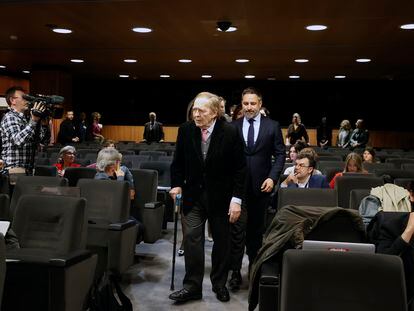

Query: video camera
left=22, top=94, right=65, bottom=119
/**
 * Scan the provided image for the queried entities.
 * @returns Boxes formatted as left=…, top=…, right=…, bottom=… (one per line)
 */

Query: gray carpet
left=122, top=224, right=250, bottom=310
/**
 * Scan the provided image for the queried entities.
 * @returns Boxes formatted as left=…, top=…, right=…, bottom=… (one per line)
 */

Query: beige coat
left=371, top=183, right=411, bottom=212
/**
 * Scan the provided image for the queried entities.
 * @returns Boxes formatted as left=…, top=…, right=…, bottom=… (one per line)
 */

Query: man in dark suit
left=230, top=87, right=285, bottom=290
left=169, top=92, right=246, bottom=303
left=142, top=112, right=164, bottom=143
left=280, top=152, right=330, bottom=188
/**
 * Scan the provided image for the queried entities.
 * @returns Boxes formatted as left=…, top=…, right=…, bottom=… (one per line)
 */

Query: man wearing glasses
left=0, top=86, right=45, bottom=174
left=280, top=152, right=329, bottom=188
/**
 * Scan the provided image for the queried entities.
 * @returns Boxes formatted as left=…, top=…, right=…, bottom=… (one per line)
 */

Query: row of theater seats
left=0, top=172, right=165, bottom=310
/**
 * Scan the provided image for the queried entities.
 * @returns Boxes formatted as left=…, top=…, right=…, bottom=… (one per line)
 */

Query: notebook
left=302, top=240, right=375, bottom=253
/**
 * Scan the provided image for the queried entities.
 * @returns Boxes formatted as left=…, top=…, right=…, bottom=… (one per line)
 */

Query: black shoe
left=169, top=288, right=202, bottom=303
left=228, top=270, right=242, bottom=291
left=212, top=286, right=230, bottom=302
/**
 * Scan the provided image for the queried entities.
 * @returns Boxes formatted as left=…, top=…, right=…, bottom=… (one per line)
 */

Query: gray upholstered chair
left=4, top=194, right=97, bottom=311
left=77, top=179, right=138, bottom=275
left=280, top=250, right=407, bottom=311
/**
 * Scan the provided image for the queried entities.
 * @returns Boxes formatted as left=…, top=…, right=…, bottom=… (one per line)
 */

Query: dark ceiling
left=1, top=0, right=414, bottom=80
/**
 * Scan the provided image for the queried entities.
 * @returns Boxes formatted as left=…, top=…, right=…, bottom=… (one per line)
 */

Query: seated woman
left=363, top=146, right=380, bottom=163
left=54, top=145, right=81, bottom=177
left=94, top=147, right=135, bottom=200
left=329, top=152, right=367, bottom=189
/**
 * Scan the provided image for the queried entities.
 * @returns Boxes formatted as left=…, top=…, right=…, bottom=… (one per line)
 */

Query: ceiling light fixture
left=334, top=75, right=346, bottom=79
left=70, top=59, right=84, bottom=63
left=132, top=27, right=152, bottom=33
left=400, top=23, right=414, bottom=30
left=201, top=75, right=212, bottom=78
left=306, top=25, right=327, bottom=31
left=245, top=75, right=255, bottom=79
left=294, top=59, right=309, bottom=63
left=22, top=70, right=30, bottom=74
left=235, top=59, right=250, bottom=63
left=119, top=74, right=129, bottom=78
left=124, top=59, right=137, bottom=63
left=52, top=28, right=72, bottom=34
left=356, top=58, right=371, bottom=63
left=160, top=74, right=170, bottom=78
left=289, top=75, right=300, bottom=79
left=216, top=21, right=237, bottom=32
left=178, top=59, right=192, bottom=63
left=0, top=65, right=5, bottom=69
left=267, top=77, right=276, bottom=80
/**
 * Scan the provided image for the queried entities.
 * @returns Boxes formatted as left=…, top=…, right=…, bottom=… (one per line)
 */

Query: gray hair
left=58, top=145, right=76, bottom=159
left=96, top=148, right=122, bottom=172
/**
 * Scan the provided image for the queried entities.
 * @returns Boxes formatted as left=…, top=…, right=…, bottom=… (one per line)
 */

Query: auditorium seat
left=349, top=189, right=371, bottom=210
left=280, top=250, right=407, bottom=311
left=277, top=188, right=337, bottom=209
left=9, top=176, right=68, bottom=220
left=335, top=175, right=384, bottom=208
left=3, top=194, right=97, bottom=311
left=77, top=179, right=138, bottom=276
left=63, top=167, right=96, bottom=187
left=34, top=165, right=58, bottom=177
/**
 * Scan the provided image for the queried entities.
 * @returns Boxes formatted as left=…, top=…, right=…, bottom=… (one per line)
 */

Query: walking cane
left=170, top=193, right=182, bottom=291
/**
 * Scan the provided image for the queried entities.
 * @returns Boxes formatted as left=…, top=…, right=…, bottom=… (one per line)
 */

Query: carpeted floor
left=122, top=224, right=250, bottom=310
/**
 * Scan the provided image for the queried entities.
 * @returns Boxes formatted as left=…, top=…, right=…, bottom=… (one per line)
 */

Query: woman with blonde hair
left=286, top=112, right=309, bottom=146
left=337, top=119, right=352, bottom=148
left=329, top=152, right=367, bottom=188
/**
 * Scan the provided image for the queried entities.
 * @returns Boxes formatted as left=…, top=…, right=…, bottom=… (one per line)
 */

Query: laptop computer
left=302, top=240, right=375, bottom=253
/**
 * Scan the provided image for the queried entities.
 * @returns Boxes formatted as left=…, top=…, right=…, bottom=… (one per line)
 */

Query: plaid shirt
left=0, top=109, right=39, bottom=170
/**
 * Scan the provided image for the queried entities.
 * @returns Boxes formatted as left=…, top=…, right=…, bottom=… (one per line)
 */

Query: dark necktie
left=248, top=118, right=255, bottom=149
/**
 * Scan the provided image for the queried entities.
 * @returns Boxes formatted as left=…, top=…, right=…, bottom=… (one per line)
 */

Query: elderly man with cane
left=168, top=92, right=246, bottom=303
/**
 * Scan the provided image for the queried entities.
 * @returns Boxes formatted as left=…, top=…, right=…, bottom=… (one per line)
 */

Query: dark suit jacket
left=57, top=119, right=77, bottom=145
left=143, top=121, right=164, bottom=143
left=234, top=116, right=285, bottom=195
left=287, top=174, right=330, bottom=188
left=171, top=119, right=246, bottom=216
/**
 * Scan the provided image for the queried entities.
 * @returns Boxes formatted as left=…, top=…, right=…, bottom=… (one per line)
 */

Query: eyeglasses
left=295, top=163, right=311, bottom=168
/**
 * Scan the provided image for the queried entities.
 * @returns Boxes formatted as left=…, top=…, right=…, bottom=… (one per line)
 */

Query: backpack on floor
left=89, top=272, right=133, bottom=311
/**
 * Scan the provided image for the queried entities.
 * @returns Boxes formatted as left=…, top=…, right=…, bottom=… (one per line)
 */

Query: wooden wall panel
left=0, top=76, right=30, bottom=94
left=99, top=125, right=413, bottom=149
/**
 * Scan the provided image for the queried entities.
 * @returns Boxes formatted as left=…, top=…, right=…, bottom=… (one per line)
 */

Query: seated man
left=280, top=152, right=329, bottom=188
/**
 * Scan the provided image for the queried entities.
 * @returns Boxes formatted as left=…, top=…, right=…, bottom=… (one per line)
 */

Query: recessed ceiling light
left=245, top=75, right=255, bottom=79
left=132, top=27, right=152, bottom=33
left=178, top=59, right=192, bottom=63
left=400, top=24, right=414, bottom=30
left=306, top=25, right=327, bottom=31
left=70, top=59, right=84, bottom=63
left=294, top=59, right=309, bottom=63
left=160, top=74, right=170, bottom=78
left=267, top=77, right=276, bottom=80
left=0, top=65, right=5, bottom=69
left=124, top=59, right=137, bottom=63
left=52, top=28, right=72, bottom=34
left=201, top=74, right=212, bottom=78
left=217, top=26, right=237, bottom=32
left=289, top=75, right=300, bottom=79
left=235, top=59, right=250, bottom=63
left=334, top=75, right=346, bottom=79
left=356, top=58, right=371, bottom=63
left=119, top=74, right=129, bottom=78
left=22, top=70, right=30, bottom=74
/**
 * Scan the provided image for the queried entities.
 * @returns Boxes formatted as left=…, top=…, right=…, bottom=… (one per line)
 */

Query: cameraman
left=0, top=86, right=45, bottom=174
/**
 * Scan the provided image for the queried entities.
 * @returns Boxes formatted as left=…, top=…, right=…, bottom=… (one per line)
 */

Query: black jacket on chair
left=171, top=119, right=246, bottom=216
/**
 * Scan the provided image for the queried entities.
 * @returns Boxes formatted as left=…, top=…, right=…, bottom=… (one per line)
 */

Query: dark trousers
left=245, top=190, right=269, bottom=264
left=230, top=205, right=247, bottom=271
left=182, top=191, right=231, bottom=292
